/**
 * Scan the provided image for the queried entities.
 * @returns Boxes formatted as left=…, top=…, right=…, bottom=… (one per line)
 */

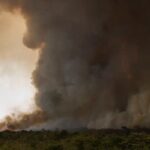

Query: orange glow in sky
left=0, top=11, right=38, bottom=120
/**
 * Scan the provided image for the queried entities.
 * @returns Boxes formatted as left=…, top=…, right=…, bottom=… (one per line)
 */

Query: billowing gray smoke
left=0, top=0, right=150, bottom=129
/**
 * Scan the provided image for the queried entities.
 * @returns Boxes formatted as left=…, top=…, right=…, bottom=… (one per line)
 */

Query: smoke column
left=0, top=0, right=150, bottom=129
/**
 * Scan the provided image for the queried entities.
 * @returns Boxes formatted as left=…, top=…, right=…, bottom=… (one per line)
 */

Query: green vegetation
left=0, top=129, right=150, bottom=149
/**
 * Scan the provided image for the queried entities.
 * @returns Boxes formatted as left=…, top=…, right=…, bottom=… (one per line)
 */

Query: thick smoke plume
left=0, top=110, right=48, bottom=130
left=0, top=0, right=150, bottom=129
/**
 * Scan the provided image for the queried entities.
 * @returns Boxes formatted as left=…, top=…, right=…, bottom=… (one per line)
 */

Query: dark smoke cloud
left=0, top=0, right=150, bottom=129
left=0, top=110, right=48, bottom=130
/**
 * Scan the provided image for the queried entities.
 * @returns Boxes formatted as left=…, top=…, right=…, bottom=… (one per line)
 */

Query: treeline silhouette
left=0, top=128, right=150, bottom=149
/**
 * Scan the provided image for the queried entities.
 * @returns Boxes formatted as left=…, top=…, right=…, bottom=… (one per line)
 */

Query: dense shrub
left=0, top=129, right=149, bottom=150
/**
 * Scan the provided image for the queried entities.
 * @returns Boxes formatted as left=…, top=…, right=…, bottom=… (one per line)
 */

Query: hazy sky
left=0, top=11, right=38, bottom=120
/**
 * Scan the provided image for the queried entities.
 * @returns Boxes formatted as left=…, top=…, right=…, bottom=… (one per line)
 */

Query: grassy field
left=0, top=129, right=150, bottom=150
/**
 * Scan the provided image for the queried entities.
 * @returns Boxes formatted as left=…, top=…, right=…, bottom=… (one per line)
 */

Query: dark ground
left=0, top=128, right=150, bottom=150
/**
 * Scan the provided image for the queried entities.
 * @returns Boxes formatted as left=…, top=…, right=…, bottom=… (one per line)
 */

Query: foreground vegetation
left=0, top=128, right=150, bottom=149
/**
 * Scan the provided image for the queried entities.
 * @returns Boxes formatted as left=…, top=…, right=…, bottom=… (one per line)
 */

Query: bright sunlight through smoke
left=0, top=11, right=38, bottom=120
